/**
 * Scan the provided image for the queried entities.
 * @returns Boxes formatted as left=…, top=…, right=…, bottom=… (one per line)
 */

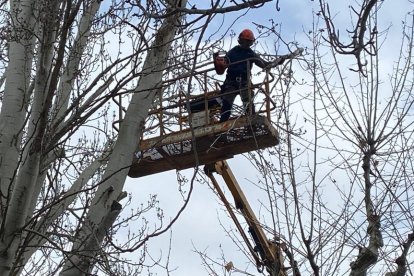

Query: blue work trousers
left=219, top=79, right=255, bottom=122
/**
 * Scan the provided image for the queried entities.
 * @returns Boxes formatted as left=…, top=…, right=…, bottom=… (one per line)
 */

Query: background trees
left=0, top=0, right=413, bottom=275
left=0, top=0, right=280, bottom=275
left=200, top=0, right=414, bottom=275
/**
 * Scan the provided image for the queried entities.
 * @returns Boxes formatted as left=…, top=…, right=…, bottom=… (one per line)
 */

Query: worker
left=217, top=28, right=289, bottom=122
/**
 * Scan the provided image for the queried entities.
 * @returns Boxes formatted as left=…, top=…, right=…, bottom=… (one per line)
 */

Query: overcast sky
left=122, top=1, right=412, bottom=275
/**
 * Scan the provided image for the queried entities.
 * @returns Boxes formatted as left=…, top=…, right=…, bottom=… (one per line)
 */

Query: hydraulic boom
left=204, top=160, right=286, bottom=276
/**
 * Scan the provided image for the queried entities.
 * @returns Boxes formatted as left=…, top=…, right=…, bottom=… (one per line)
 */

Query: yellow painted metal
left=204, top=165, right=262, bottom=267
left=206, top=160, right=287, bottom=276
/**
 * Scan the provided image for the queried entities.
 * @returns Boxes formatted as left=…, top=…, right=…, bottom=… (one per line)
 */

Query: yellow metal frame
left=204, top=160, right=287, bottom=276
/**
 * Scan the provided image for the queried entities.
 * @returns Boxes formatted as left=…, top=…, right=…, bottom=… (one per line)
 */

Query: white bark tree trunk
left=53, top=0, right=101, bottom=124
left=25, top=0, right=101, bottom=230
left=0, top=0, right=36, bottom=218
left=15, top=1, right=104, bottom=272
left=0, top=0, right=64, bottom=272
left=18, top=144, right=112, bottom=272
left=24, top=0, right=59, bottom=224
left=59, top=1, right=188, bottom=275
left=0, top=1, right=104, bottom=273
left=0, top=0, right=37, bottom=273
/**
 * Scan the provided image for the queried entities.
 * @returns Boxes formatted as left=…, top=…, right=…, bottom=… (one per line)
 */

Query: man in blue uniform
left=219, top=29, right=286, bottom=122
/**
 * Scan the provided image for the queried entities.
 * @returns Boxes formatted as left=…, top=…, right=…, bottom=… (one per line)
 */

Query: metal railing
left=112, top=64, right=277, bottom=140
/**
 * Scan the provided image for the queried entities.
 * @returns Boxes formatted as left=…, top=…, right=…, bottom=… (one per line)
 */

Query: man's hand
left=265, top=47, right=304, bottom=69
left=290, top=47, right=304, bottom=58
left=266, top=56, right=286, bottom=69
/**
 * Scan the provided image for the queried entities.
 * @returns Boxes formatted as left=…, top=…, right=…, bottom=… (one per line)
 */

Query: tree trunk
left=59, top=1, right=188, bottom=275
left=0, top=0, right=36, bottom=220
left=0, top=1, right=37, bottom=273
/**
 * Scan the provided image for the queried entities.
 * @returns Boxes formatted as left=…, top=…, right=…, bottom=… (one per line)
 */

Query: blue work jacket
left=226, top=45, right=269, bottom=83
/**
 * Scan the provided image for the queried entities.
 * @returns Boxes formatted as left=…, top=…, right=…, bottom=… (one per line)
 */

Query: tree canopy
left=0, top=0, right=413, bottom=275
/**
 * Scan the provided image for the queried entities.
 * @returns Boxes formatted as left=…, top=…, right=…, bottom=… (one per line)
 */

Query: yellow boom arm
left=204, top=160, right=286, bottom=276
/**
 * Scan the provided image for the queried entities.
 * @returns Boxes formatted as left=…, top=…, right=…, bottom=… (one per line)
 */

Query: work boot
left=217, top=134, right=228, bottom=143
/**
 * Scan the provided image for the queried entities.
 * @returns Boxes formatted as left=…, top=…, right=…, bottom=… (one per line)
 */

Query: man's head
left=238, top=29, right=255, bottom=48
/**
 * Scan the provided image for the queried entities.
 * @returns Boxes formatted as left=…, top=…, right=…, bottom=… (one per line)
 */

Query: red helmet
left=239, top=29, right=255, bottom=41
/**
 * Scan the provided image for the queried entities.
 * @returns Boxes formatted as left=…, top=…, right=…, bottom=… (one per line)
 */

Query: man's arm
left=252, top=53, right=273, bottom=69
left=265, top=48, right=304, bottom=69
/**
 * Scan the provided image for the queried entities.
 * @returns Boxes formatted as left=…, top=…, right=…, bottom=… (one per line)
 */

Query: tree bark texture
left=59, top=1, right=189, bottom=275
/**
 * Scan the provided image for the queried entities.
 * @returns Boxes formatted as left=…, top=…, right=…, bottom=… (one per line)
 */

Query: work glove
left=290, top=47, right=304, bottom=58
